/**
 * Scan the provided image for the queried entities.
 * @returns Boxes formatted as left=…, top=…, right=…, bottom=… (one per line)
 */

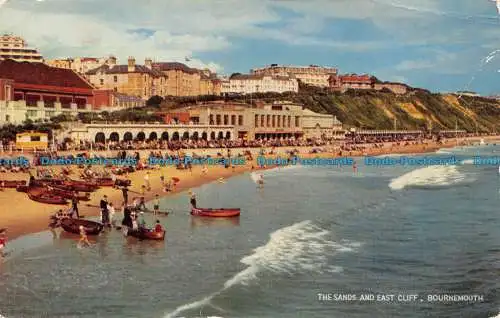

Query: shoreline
left=2, top=137, right=499, bottom=240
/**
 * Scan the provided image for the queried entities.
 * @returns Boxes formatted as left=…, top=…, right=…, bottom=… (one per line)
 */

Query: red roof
left=0, top=59, right=94, bottom=90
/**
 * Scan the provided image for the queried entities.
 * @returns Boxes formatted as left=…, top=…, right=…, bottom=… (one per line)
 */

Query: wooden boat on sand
left=60, top=218, right=103, bottom=235
left=191, top=207, right=240, bottom=217
left=28, top=192, right=67, bottom=205
left=127, top=229, right=165, bottom=240
left=0, top=180, right=27, bottom=188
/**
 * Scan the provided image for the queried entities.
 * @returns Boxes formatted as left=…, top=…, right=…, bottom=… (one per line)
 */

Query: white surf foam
left=164, top=220, right=359, bottom=318
left=489, top=312, right=500, bottom=318
left=249, top=172, right=260, bottom=184
left=435, top=149, right=453, bottom=154
left=389, top=165, right=468, bottom=190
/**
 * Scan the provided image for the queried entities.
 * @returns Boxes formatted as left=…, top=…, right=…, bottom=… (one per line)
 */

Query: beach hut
left=15, top=131, right=48, bottom=150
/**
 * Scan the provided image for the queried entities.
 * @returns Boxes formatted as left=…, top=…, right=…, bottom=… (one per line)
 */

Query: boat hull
left=0, top=180, right=27, bottom=188
left=127, top=229, right=165, bottom=240
left=60, top=218, right=103, bottom=235
left=191, top=207, right=240, bottom=217
left=28, top=192, right=67, bottom=205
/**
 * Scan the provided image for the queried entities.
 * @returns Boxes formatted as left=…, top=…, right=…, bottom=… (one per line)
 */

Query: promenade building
left=0, top=34, right=43, bottom=63
left=250, top=64, right=338, bottom=87
left=45, top=57, right=107, bottom=76
left=161, top=100, right=343, bottom=140
left=0, top=59, right=102, bottom=125
left=220, top=74, right=298, bottom=95
left=86, top=57, right=168, bottom=99
left=328, top=74, right=409, bottom=94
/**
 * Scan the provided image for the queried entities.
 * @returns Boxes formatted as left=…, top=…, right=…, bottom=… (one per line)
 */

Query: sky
left=0, top=0, right=499, bottom=95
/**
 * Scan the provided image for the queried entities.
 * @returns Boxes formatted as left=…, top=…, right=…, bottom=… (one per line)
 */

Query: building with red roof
left=0, top=59, right=120, bottom=125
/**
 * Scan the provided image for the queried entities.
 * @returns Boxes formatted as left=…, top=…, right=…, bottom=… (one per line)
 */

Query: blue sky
left=0, top=0, right=499, bottom=95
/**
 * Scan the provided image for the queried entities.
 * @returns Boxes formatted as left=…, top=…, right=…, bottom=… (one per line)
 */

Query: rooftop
left=0, top=59, right=94, bottom=89
left=152, top=62, right=198, bottom=74
left=86, top=64, right=164, bottom=77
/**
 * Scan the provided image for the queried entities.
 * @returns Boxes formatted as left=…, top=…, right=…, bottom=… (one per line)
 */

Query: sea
left=0, top=144, right=499, bottom=318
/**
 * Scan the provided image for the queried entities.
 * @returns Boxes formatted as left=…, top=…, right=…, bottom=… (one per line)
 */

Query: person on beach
left=140, top=185, right=146, bottom=196
left=189, top=191, right=197, bottom=208
left=153, top=194, right=160, bottom=216
left=131, top=211, right=138, bottom=230
left=352, top=160, right=358, bottom=173
left=201, top=164, right=208, bottom=175
left=138, top=212, right=147, bottom=231
left=138, top=197, right=146, bottom=211
left=111, top=173, right=117, bottom=188
left=121, top=186, right=129, bottom=205
left=71, top=194, right=80, bottom=219
left=100, top=195, right=109, bottom=225
left=122, top=205, right=133, bottom=228
left=78, top=225, right=90, bottom=248
left=108, top=202, right=115, bottom=227
left=258, top=174, right=264, bottom=188
left=144, top=172, right=151, bottom=191
left=160, top=174, right=165, bottom=186
left=154, top=220, right=163, bottom=232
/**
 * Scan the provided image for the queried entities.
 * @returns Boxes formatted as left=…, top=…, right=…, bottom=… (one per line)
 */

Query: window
left=27, top=110, right=37, bottom=117
left=267, top=115, right=270, bottom=127
left=238, top=115, right=243, bottom=126
left=216, top=114, right=221, bottom=125
left=295, top=116, right=300, bottom=127
left=114, top=87, right=117, bottom=92
left=209, top=114, right=214, bottom=125
left=224, top=115, right=229, bottom=125
left=5, top=115, right=9, bottom=122
left=272, top=115, right=275, bottom=128
left=255, top=114, right=259, bottom=127
left=114, top=75, right=117, bottom=82
left=231, top=115, right=236, bottom=125
left=261, top=115, right=265, bottom=127
left=100, top=79, right=104, bottom=85
left=288, top=116, right=291, bottom=127
left=30, top=136, right=41, bottom=142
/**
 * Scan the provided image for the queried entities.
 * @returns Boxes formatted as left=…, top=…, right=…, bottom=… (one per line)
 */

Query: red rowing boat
left=127, top=229, right=165, bottom=241
left=28, top=192, right=67, bottom=205
left=0, top=180, right=27, bottom=188
left=191, top=207, right=240, bottom=217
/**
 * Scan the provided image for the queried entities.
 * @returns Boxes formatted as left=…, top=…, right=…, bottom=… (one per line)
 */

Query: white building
left=250, top=64, right=338, bottom=87
left=221, top=74, right=298, bottom=95
left=0, top=34, right=43, bottom=63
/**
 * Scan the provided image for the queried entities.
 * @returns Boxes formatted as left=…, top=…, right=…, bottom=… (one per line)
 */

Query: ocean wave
left=489, top=312, right=500, bottom=318
left=389, top=165, right=470, bottom=190
left=163, top=220, right=359, bottom=318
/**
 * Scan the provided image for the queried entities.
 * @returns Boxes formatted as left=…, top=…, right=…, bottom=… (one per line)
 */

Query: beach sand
left=0, top=137, right=497, bottom=240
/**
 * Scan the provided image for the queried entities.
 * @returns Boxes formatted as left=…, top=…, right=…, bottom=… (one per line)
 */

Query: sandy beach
left=1, top=136, right=498, bottom=240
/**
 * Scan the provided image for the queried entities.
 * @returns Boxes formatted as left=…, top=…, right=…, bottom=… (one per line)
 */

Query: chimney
left=107, top=56, right=117, bottom=66
left=127, top=56, right=135, bottom=72
left=145, top=57, right=152, bottom=69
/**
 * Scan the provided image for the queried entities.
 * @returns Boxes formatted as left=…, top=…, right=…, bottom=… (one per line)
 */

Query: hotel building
left=152, top=62, right=220, bottom=96
left=86, top=57, right=168, bottom=99
left=162, top=100, right=343, bottom=140
left=220, top=74, right=298, bottom=95
left=45, top=57, right=107, bottom=76
left=0, top=34, right=43, bottom=63
left=250, top=64, right=338, bottom=87
left=329, top=74, right=409, bottom=94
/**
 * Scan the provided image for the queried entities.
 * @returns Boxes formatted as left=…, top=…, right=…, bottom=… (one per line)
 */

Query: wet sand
left=0, top=137, right=497, bottom=240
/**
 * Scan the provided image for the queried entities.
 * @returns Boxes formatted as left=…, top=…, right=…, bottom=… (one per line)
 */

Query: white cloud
left=0, top=0, right=498, bottom=76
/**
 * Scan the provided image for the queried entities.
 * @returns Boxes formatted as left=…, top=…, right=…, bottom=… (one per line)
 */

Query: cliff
left=163, top=87, right=500, bottom=133
left=290, top=86, right=500, bottom=132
